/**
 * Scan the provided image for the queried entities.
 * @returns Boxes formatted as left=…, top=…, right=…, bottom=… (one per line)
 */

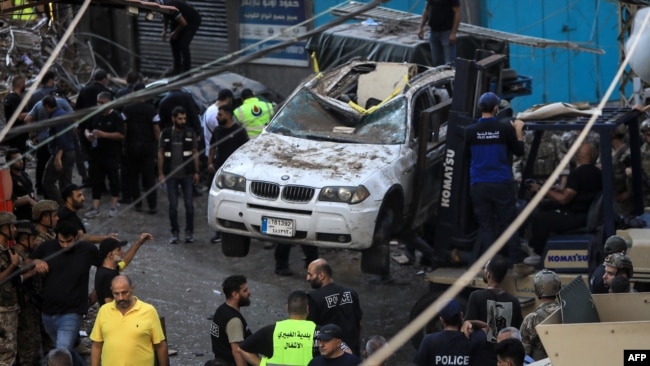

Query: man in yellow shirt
left=90, top=275, right=169, bottom=366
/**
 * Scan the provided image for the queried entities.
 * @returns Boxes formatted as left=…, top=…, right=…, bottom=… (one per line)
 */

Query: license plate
left=261, top=217, right=295, bottom=237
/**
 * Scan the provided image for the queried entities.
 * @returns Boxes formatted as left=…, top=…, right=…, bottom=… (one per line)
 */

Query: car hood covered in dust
left=221, top=133, right=401, bottom=186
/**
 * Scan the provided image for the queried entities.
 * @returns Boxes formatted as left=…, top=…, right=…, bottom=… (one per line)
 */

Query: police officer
left=32, top=199, right=59, bottom=245
left=590, top=235, right=628, bottom=294
left=0, top=212, right=20, bottom=365
left=239, top=290, right=316, bottom=366
left=233, top=89, right=274, bottom=138
left=520, top=269, right=561, bottom=361
left=602, top=252, right=633, bottom=289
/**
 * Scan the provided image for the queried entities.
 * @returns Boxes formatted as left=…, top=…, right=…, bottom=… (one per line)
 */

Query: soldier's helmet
left=641, top=119, right=650, bottom=133
left=604, top=253, right=634, bottom=278
left=533, top=269, right=561, bottom=298
left=15, top=220, right=37, bottom=236
left=32, top=200, right=59, bottom=221
left=0, top=212, right=17, bottom=226
left=604, top=235, right=628, bottom=255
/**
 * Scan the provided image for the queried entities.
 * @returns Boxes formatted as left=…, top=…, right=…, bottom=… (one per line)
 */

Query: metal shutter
left=136, top=0, right=228, bottom=76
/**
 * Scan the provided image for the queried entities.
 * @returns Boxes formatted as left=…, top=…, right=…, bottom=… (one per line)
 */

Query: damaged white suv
left=208, top=61, right=454, bottom=274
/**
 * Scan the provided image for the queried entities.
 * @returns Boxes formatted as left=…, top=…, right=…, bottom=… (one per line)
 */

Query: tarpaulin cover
left=306, top=23, right=509, bottom=71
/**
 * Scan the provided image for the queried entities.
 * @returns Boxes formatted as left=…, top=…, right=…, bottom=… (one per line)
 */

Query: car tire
left=221, top=233, right=251, bottom=257
left=408, top=289, right=469, bottom=349
left=361, top=209, right=393, bottom=275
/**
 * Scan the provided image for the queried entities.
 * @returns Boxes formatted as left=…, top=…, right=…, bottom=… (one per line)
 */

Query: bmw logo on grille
left=281, top=175, right=290, bottom=181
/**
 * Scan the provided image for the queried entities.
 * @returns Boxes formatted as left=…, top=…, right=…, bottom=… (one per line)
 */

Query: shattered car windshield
left=267, top=88, right=407, bottom=144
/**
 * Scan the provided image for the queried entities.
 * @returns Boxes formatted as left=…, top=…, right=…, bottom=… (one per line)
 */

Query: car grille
left=250, top=181, right=315, bottom=203
left=250, top=181, right=280, bottom=199
left=282, top=185, right=315, bottom=203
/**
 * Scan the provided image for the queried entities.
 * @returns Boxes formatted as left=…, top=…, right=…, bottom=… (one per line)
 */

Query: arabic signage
left=239, top=0, right=309, bottom=67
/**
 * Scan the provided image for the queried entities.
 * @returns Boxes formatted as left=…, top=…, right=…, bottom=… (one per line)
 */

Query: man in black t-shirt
left=526, top=142, right=602, bottom=265
left=94, top=233, right=152, bottom=306
left=122, top=83, right=160, bottom=213
left=306, top=259, right=363, bottom=356
left=161, top=0, right=201, bottom=76
left=28, top=221, right=100, bottom=366
left=3, top=75, right=28, bottom=152
left=417, top=0, right=461, bottom=66
left=83, top=92, right=125, bottom=220
left=207, top=102, right=249, bottom=244
left=58, top=184, right=117, bottom=244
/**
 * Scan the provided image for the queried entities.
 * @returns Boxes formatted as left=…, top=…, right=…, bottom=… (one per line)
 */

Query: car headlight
left=318, top=185, right=370, bottom=204
left=216, top=172, right=246, bottom=192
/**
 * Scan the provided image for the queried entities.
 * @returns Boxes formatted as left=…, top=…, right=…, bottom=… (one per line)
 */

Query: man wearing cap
left=13, top=220, right=42, bottom=366
left=463, top=92, right=525, bottom=266
left=308, top=324, right=361, bottom=366
left=0, top=212, right=21, bottom=365
left=28, top=221, right=100, bottom=366
left=32, top=199, right=59, bottom=245
left=239, top=290, right=316, bottom=366
left=590, top=235, right=628, bottom=294
left=90, top=275, right=169, bottom=366
left=416, top=300, right=484, bottom=366
left=233, top=89, right=274, bottom=138
left=95, top=233, right=153, bottom=306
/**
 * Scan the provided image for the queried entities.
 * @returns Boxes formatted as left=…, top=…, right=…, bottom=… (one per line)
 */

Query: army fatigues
left=613, top=144, right=633, bottom=215
left=33, top=229, right=55, bottom=247
left=13, top=246, right=42, bottom=366
left=520, top=300, right=560, bottom=361
left=640, top=143, right=650, bottom=206
left=523, top=131, right=567, bottom=181
left=0, top=246, right=19, bottom=366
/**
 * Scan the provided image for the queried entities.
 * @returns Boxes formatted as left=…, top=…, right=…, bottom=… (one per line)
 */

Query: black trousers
left=274, top=244, right=319, bottom=271
left=126, top=144, right=157, bottom=210
left=170, top=22, right=199, bottom=75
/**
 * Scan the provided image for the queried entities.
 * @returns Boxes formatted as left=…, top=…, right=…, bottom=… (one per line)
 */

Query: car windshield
left=267, top=88, right=407, bottom=144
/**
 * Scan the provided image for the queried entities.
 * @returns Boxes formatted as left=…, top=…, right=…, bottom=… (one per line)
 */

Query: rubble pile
left=0, top=18, right=95, bottom=103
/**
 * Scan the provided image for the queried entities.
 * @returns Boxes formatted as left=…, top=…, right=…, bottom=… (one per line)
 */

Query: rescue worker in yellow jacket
left=234, top=89, right=274, bottom=138
left=238, top=290, right=316, bottom=366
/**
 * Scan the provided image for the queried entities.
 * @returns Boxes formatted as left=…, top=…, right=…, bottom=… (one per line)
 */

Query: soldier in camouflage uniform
left=32, top=200, right=58, bottom=246
left=611, top=124, right=633, bottom=215
left=0, top=212, right=21, bottom=366
left=635, top=119, right=650, bottom=206
left=516, top=131, right=568, bottom=184
left=13, top=221, right=42, bottom=366
left=520, top=269, right=561, bottom=361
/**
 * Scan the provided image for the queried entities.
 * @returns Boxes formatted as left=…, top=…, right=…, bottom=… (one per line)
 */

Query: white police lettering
left=324, top=291, right=354, bottom=308
left=210, top=322, right=219, bottom=337
left=340, top=291, right=352, bottom=305
left=435, top=355, right=469, bottom=365
left=325, top=294, right=338, bottom=308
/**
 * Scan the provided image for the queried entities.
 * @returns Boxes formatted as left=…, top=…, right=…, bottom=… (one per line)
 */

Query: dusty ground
left=68, top=178, right=431, bottom=366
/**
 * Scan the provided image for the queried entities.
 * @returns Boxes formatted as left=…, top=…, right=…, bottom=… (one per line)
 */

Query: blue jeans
left=429, top=30, right=456, bottom=66
left=166, top=176, right=194, bottom=234
left=42, top=313, right=86, bottom=366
